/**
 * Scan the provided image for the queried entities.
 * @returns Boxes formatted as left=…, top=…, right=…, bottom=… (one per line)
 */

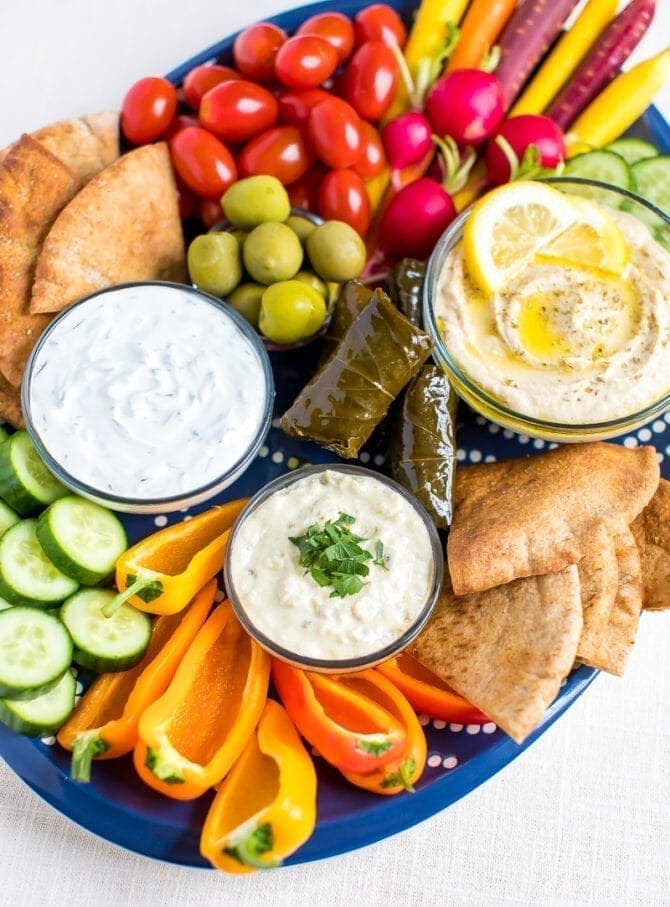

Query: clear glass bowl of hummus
left=423, top=178, right=670, bottom=442
left=22, top=281, right=275, bottom=514
left=224, top=464, right=444, bottom=673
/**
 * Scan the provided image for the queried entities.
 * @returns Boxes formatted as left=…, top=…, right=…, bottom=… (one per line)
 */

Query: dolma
left=319, top=280, right=374, bottom=365
left=388, top=364, right=458, bottom=529
left=386, top=259, right=427, bottom=328
left=281, top=289, right=434, bottom=459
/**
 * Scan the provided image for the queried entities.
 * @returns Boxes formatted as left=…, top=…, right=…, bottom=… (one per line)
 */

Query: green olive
left=327, top=282, right=341, bottom=305
left=306, top=221, right=367, bottom=282
left=227, top=282, right=265, bottom=329
left=222, top=176, right=291, bottom=230
left=286, top=214, right=317, bottom=243
left=243, top=222, right=303, bottom=285
left=259, top=280, right=328, bottom=344
left=187, top=232, right=242, bottom=297
left=293, top=270, right=328, bottom=299
left=230, top=229, right=248, bottom=248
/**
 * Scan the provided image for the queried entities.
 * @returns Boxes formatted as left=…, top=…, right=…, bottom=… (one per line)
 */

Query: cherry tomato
left=238, top=125, right=314, bottom=185
left=308, top=97, right=363, bottom=169
left=318, top=169, right=371, bottom=235
left=233, top=22, right=287, bottom=83
left=344, top=41, right=398, bottom=122
left=170, top=126, right=237, bottom=199
left=351, top=122, right=386, bottom=179
left=278, top=88, right=332, bottom=126
left=275, top=35, right=339, bottom=89
left=163, top=113, right=199, bottom=142
left=287, top=162, right=328, bottom=210
left=354, top=5, right=407, bottom=48
left=199, top=197, right=224, bottom=228
left=121, top=76, right=178, bottom=145
left=176, top=179, right=197, bottom=220
left=200, top=80, right=278, bottom=143
left=182, top=64, right=241, bottom=110
left=296, top=12, right=355, bottom=64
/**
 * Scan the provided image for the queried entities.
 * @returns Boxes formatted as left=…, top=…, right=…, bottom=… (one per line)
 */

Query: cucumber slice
left=631, top=156, right=670, bottom=217
left=37, top=496, right=127, bottom=586
left=0, top=598, right=12, bottom=611
left=0, top=427, right=9, bottom=444
left=0, top=669, right=75, bottom=736
left=60, top=589, right=152, bottom=673
left=563, top=150, right=635, bottom=206
left=0, top=607, right=72, bottom=699
left=0, top=500, right=20, bottom=538
left=606, top=138, right=657, bottom=166
left=0, top=432, right=67, bottom=516
left=0, top=520, right=79, bottom=608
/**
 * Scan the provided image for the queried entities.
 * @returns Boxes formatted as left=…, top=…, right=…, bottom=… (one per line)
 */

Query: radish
left=426, top=70, right=504, bottom=146
left=486, top=115, right=566, bottom=185
left=379, top=178, right=456, bottom=259
left=381, top=111, right=433, bottom=170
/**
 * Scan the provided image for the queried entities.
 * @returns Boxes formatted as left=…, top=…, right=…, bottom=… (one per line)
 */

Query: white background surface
left=1, top=3, right=670, bottom=905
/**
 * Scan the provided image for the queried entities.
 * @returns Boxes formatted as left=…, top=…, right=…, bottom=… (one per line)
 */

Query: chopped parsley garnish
left=289, top=512, right=387, bottom=599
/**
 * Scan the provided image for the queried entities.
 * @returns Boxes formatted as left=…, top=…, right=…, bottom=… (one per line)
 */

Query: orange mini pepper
left=272, top=660, right=407, bottom=774
left=57, top=580, right=216, bottom=783
left=200, top=700, right=317, bottom=873
left=104, top=499, right=247, bottom=617
left=339, top=670, right=427, bottom=795
left=376, top=652, right=488, bottom=724
left=134, top=602, right=270, bottom=799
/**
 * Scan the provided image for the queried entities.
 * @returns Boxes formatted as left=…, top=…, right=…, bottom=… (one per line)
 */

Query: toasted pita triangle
left=576, top=531, right=619, bottom=669
left=0, top=373, right=24, bottom=428
left=0, top=134, right=79, bottom=387
left=410, top=567, right=583, bottom=744
left=448, top=443, right=660, bottom=596
left=30, top=143, right=186, bottom=315
left=631, top=478, right=670, bottom=612
left=0, top=112, right=119, bottom=185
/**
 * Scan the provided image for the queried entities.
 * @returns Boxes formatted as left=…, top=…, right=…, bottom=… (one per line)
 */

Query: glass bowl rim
left=22, top=280, right=275, bottom=509
left=224, top=462, right=445, bottom=672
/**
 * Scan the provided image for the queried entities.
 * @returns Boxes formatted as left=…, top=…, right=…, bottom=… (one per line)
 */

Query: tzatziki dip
left=26, top=284, right=271, bottom=506
left=227, top=468, right=438, bottom=663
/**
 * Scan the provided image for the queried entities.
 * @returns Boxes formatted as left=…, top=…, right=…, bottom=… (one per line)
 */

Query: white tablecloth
left=1, top=3, right=669, bottom=904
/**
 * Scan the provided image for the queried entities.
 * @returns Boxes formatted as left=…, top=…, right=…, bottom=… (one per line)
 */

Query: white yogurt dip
left=27, top=284, right=270, bottom=502
left=228, top=469, right=436, bottom=661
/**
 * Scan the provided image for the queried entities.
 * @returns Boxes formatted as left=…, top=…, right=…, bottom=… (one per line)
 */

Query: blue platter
left=1, top=0, right=668, bottom=869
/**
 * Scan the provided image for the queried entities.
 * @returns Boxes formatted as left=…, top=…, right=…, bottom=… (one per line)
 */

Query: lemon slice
left=463, top=181, right=628, bottom=293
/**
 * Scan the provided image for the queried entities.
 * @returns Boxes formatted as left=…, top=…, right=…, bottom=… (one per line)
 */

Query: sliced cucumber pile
left=0, top=670, right=76, bottom=737
left=630, top=156, right=670, bottom=217
left=0, top=520, right=79, bottom=608
left=0, top=607, right=72, bottom=700
left=37, top=496, right=127, bottom=586
left=0, top=500, right=20, bottom=538
left=563, top=150, right=635, bottom=204
left=0, top=431, right=67, bottom=516
left=606, top=138, right=658, bottom=166
left=61, top=589, right=152, bottom=673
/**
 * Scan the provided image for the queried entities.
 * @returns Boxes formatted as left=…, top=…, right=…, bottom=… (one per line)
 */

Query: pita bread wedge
left=631, top=478, right=670, bottom=612
left=448, top=443, right=660, bottom=596
left=410, top=567, right=583, bottom=744
left=0, top=134, right=79, bottom=386
left=0, top=374, right=24, bottom=428
left=30, top=142, right=186, bottom=316
left=576, top=531, right=619, bottom=669
left=0, top=112, right=119, bottom=185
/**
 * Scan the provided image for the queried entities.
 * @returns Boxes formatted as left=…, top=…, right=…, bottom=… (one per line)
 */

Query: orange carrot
left=446, top=0, right=517, bottom=72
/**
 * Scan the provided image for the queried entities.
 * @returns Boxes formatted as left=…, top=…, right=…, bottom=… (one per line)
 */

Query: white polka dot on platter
left=432, top=719, right=446, bottom=730
left=359, top=452, right=371, bottom=463
left=40, top=736, right=56, bottom=746
left=657, top=451, right=665, bottom=464
left=271, top=417, right=281, bottom=429
left=548, top=442, right=559, bottom=450
left=503, top=429, right=514, bottom=439
left=258, top=445, right=269, bottom=458
left=665, top=412, right=670, bottom=424
left=417, top=713, right=430, bottom=726
left=456, top=448, right=466, bottom=462
left=637, top=427, right=652, bottom=442
left=287, top=456, right=300, bottom=469
left=427, top=754, right=442, bottom=768
left=215, top=589, right=225, bottom=602
left=75, top=681, right=83, bottom=695
left=466, top=724, right=481, bottom=735
left=373, top=454, right=385, bottom=466
left=652, top=420, right=666, bottom=434
left=475, top=416, right=486, bottom=426
left=449, top=723, right=463, bottom=733
left=154, top=515, right=168, bottom=528
left=623, top=436, right=638, bottom=448
left=469, top=450, right=482, bottom=463
left=488, top=422, right=500, bottom=434
left=183, top=515, right=192, bottom=521
left=533, top=438, right=545, bottom=449
left=443, top=756, right=458, bottom=770
left=271, top=451, right=284, bottom=464
left=518, top=434, right=530, bottom=444
left=484, top=454, right=497, bottom=463
left=482, top=722, right=497, bottom=735
left=666, top=445, right=670, bottom=457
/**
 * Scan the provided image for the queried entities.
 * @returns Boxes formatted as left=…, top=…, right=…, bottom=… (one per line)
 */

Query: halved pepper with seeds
left=57, top=580, right=216, bottom=783
left=134, top=601, right=270, bottom=799
left=200, top=700, right=317, bottom=873
left=105, top=499, right=247, bottom=617
left=271, top=660, right=407, bottom=774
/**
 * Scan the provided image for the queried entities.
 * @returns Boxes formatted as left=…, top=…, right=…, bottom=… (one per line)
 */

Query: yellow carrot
left=511, top=0, right=618, bottom=116
left=567, top=48, right=670, bottom=153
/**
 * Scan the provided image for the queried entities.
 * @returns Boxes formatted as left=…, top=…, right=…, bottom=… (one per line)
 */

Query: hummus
left=436, top=207, right=670, bottom=424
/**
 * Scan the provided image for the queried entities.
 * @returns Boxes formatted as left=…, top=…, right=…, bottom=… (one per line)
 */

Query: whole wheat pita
left=410, top=567, right=583, bottom=744
left=30, top=142, right=186, bottom=316
left=576, top=531, right=619, bottom=669
left=631, top=478, right=670, bottom=611
left=448, top=443, right=659, bottom=596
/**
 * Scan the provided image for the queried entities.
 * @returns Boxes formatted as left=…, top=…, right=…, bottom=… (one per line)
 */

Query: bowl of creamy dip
left=23, top=282, right=274, bottom=513
left=225, top=464, right=443, bottom=672
left=423, top=179, right=670, bottom=442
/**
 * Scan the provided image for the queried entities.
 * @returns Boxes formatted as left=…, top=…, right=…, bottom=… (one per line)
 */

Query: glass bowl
left=423, top=178, right=670, bottom=442
left=224, top=463, right=444, bottom=673
left=22, top=281, right=275, bottom=514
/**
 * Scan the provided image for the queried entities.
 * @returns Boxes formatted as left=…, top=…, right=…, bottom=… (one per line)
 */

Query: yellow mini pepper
left=200, top=700, right=317, bottom=873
